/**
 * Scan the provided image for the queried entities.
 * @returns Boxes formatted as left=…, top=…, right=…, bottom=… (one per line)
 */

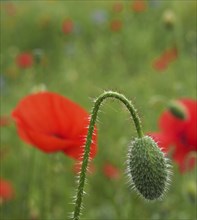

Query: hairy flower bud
left=127, top=136, right=171, bottom=200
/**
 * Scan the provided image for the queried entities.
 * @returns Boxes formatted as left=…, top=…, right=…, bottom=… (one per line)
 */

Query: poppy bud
left=168, top=100, right=188, bottom=120
left=127, top=136, right=170, bottom=200
left=162, top=9, right=176, bottom=29
left=186, top=181, right=196, bottom=204
left=31, top=83, right=47, bottom=94
left=33, top=48, right=44, bottom=64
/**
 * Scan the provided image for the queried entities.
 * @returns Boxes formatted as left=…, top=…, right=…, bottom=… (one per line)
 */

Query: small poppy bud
left=31, top=83, right=47, bottom=94
left=33, top=48, right=44, bottom=64
left=168, top=100, right=188, bottom=120
left=127, top=136, right=170, bottom=200
left=162, top=9, right=176, bottom=29
left=186, top=181, right=196, bottom=204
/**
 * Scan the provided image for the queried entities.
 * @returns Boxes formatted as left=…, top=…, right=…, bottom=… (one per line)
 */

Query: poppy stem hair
left=72, top=91, right=143, bottom=220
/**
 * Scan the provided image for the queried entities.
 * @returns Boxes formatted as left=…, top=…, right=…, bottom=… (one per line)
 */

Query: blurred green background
left=0, top=1, right=196, bottom=220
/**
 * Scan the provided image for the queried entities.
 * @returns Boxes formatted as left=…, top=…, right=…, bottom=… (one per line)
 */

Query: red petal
left=149, top=133, right=196, bottom=173
left=0, top=179, right=14, bottom=201
left=180, top=99, right=197, bottom=149
left=12, top=93, right=59, bottom=134
left=162, top=47, right=178, bottom=63
left=110, top=19, right=123, bottom=32
left=12, top=92, right=98, bottom=159
left=153, top=58, right=168, bottom=71
left=103, top=163, right=120, bottom=180
left=132, top=0, right=147, bottom=12
left=159, top=99, right=197, bottom=149
left=19, top=127, right=78, bottom=153
left=159, top=110, right=187, bottom=139
left=63, top=141, right=97, bottom=160
left=148, top=132, right=172, bottom=153
left=63, top=126, right=97, bottom=160
left=171, top=140, right=196, bottom=173
left=62, top=19, right=73, bottom=34
left=12, top=92, right=88, bottom=137
left=16, top=53, right=33, bottom=68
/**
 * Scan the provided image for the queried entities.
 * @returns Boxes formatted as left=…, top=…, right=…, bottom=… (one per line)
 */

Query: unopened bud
left=33, top=48, right=44, bottom=64
left=186, top=181, right=197, bottom=204
left=127, top=136, right=171, bottom=200
left=163, top=9, right=176, bottom=29
left=31, top=84, right=47, bottom=94
left=168, top=100, right=188, bottom=120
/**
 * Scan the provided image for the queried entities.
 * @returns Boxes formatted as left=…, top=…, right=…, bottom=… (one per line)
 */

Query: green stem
left=72, top=91, right=143, bottom=220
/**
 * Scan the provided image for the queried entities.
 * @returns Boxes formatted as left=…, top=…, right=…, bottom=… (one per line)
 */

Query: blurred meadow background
left=0, top=1, right=196, bottom=220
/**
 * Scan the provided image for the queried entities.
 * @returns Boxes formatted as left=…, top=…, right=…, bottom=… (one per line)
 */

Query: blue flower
left=90, top=9, right=108, bottom=25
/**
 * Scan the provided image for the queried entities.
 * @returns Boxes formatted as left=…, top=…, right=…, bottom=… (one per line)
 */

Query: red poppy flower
left=62, top=19, right=73, bottom=35
left=16, top=53, right=34, bottom=69
left=162, top=47, right=178, bottom=63
left=132, top=0, right=147, bottom=13
left=4, top=3, right=17, bottom=16
left=12, top=92, right=97, bottom=160
left=149, top=99, right=197, bottom=172
left=112, top=2, right=124, bottom=13
left=153, top=47, right=178, bottom=71
left=103, top=163, right=120, bottom=180
left=0, top=179, right=14, bottom=202
left=110, top=19, right=123, bottom=32
left=153, top=57, right=168, bottom=71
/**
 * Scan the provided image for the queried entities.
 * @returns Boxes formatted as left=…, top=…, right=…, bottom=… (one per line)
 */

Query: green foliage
left=0, top=1, right=196, bottom=220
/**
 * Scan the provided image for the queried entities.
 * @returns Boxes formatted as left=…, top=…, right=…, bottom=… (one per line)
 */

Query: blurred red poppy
left=132, top=0, right=147, bottom=12
left=12, top=92, right=97, bottom=160
left=162, top=47, right=178, bottom=62
left=16, top=53, right=34, bottom=69
left=62, top=19, right=73, bottom=34
left=103, top=163, right=120, bottom=179
left=0, top=115, right=11, bottom=127
left=112, top=2, right=124, bottom=13
left=153, top=58, right=168, bottom=71
left=153, top=47, right=178, bottom=71
left=0, top=179, right=14, bottom=202
left=4, top=3, right=17, bottom=16
left=149, top=99, right=197, bottom=172
left=110, top=19, right=123, bottom=32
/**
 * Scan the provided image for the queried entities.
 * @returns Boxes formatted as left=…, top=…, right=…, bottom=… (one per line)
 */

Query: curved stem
left=72, top=91, right=143, bottom=220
